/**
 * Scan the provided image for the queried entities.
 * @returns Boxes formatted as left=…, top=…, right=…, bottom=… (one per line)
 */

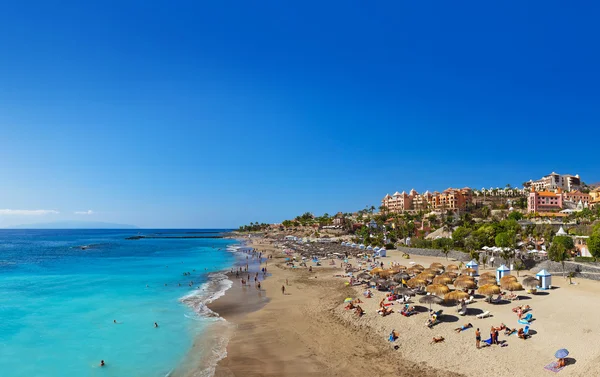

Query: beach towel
left=544, top=361, right=564, bottom=373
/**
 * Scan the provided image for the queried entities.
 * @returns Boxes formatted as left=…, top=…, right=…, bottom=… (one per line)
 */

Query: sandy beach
left=209, top=237, right=600, bottom=377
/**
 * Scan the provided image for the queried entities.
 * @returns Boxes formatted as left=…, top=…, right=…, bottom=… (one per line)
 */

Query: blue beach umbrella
left=555, top=349, right=569, bottom=358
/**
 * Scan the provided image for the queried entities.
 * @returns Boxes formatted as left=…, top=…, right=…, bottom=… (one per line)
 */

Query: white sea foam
left=178, top=272, right=236, bottom=377
left=180, top=272, right=233, bottom=318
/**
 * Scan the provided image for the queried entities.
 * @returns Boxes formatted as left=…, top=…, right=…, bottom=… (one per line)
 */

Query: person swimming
left=100, top=360, right=105, bottom=367
left=154, top=322, right=158, bottom=328
left=113, top=320, right=117, bottom=324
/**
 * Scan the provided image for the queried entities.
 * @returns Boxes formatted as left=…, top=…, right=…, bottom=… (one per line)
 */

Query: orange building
left=381, top=187, right=472, bottom=213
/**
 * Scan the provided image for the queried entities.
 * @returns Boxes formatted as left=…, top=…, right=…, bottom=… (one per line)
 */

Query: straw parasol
left=479, top=272, right=495, bottom=278
left=501, top=281, right=524, bottom=291
left=379, top=269, right=395, bottom=277
left=370, top=267, right=384, bottom=275
left=417, top=272, right=436, bottom=280
left=462, top=268, right=476, bottom=275
left=356, top=272, right=371, bottom=280
left=446, top=264, right=459, bottom=271
left=394, top=287, right=415, bottom=296
left=393, top=272, right=411, bottom=283
left=478, top=284, right=501, bottom=296
left=441, top=271, right=458, bottom=279
left=478, top=277, right=497, bottom=286
left=419, top=295, right=443, bottom=310
left=444, top=290, right=469, bottom=304
left=426, top=284, right=450, bottom=296
left=522, top=276, right=540, bottom=289
left=500, top=275, right=518, bottom=284
left=412, top=264, right=425, bottom=271
left=407, top=278, right=427, bottom=288
left=433, top=276, right=453, bottom=285
left=422, top=268, right=440, bottom=275
left=454, top=279, right=477, bottom=289
left=430, top=263, right=444, bottom=271
left=407, top=267, right=421, bottom=275
left=392, top=265, right=407, bottom=272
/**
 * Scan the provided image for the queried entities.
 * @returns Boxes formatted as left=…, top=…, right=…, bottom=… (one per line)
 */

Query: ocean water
left=0, top=229, right=238, bottom=377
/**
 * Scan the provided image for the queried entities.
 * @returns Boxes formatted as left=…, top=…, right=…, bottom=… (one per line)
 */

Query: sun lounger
left=464, top=296, right=474, bottom=305
left=476, top=311, right=491, bottom=319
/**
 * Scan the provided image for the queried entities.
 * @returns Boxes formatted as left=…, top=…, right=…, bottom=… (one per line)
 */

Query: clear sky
left=0, top=1, right=598, bottom=228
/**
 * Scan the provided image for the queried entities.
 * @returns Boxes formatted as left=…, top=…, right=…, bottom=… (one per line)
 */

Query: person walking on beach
left=257, top=281, right=261, bottom=290
left=281, top=285, right=285, bottom=295
left=475, top=328, right=481, bottom=349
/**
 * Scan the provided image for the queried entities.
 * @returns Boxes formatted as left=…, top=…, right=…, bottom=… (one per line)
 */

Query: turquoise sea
left=0, top=229, right=239, bottom=377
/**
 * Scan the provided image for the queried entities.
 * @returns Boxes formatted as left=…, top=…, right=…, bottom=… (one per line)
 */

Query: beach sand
left=210, top=238, right=600, bottom=376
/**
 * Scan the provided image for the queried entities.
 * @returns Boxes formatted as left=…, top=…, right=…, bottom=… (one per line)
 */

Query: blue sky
left=0, top=1, right=598, bottom=228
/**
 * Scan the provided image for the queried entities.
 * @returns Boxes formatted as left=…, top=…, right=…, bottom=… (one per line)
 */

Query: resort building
left=524, top=172, right=581, bottom=192
left=563, top=190, right=591, bottom=206
left=381, top=187, right=472, bottom=213
left=527, top=188, right=563, bottom=213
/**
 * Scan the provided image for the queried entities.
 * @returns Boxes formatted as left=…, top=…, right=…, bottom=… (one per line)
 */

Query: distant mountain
left=6, top=221, right=139, bottom=229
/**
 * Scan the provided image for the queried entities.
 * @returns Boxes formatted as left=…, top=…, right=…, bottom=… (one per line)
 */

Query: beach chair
left=518, top=313, right=533, bottom=325
left=464, top=296, right=474, bottom=305
left=476, top=311, right=491, bottom=319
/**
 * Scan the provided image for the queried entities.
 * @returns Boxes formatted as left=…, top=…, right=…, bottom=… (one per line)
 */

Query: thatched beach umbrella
left=407, top=278, right=427, bottom=288
left=393, top=272, right=411, bottom=283
left=417, top=272, right=436, bottom=280
left=419, top=295, right=443, bottom=310
left=500, top=275, right=518, bottom=284
left=522, top=276, right=540, bottom=289
left=478, top=277, right=497, bottom=286
left=478, top=284, right=501, bottom=296
left=446, top=264, right=459, bottom=271
left=454, top=279, right=477, bottom=289
left=370, top=267, right=384, bottom=275
left=379, top=269, right=395, bottom=277
left=462, top=268, right=476, bottom=276
left=433, top=276, right=452, bottom=285
left=356, top=272, right=371, bottom=280
left=441, top=271, right=458, bottom=279
left=430, top=262, right=444, bottom=270
left=444, top=290, right=469, bottom=304
left=501, top=281, right=523, bottom=292
left=479, top=272, right=495, bottom=278
left=394, top=287, right=415, bottom=296
left=426, top=284, right=450, bottom=296
left=392, top=265, right=407, bottom=272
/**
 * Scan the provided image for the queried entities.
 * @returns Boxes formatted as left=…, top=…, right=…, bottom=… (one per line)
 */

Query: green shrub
left=574, top=256, right=596, bottom=263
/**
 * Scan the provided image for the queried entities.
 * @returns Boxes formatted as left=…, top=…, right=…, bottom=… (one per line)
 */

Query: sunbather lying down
left=378, top=307, right=393, bottom=316
left=354, top=306, right=364, bottom=316
left=431, top=336, right=445, bottom=344
left=454, top=323, right=473, bottom=333
left=512, top=304, right=531, bottom=313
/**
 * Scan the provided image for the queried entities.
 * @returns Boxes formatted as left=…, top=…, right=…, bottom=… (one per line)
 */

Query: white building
left=524, top=172, right=581, bottom=192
